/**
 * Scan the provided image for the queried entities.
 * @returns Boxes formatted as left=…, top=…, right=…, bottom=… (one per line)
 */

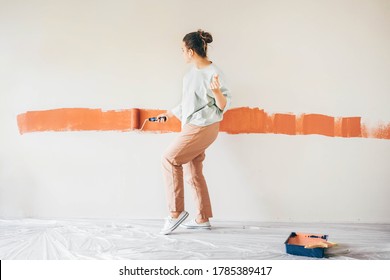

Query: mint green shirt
left=171, top=63, right=232, bottom=128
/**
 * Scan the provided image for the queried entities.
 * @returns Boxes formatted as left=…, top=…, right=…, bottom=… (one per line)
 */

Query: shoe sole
left=180, top=225, right=211, bottom=230
left=160, top=211, right=189, bottom=235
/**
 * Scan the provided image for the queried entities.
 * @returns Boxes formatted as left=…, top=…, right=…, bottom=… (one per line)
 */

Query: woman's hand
left=157, top=111, right=173, bottom=122
left=210, top=74, right=222, bottom=95
left=210, top=74, right=227, bottom=111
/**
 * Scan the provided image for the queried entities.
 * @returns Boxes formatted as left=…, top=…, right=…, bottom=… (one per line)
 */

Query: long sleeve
left=170, top=103, right=182, bottom=120
left=219, top=84, right=232, bottom=114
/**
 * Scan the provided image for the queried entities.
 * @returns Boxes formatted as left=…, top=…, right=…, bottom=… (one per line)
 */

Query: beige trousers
left=161, top=122, right=220, bottom=219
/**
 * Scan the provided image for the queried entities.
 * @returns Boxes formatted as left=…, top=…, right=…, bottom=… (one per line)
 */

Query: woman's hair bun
left=183, top=29, right=213, bottom=58
left=198, top=29, right=213, bottom=44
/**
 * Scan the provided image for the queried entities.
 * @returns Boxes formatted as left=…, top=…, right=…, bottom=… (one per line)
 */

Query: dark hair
left=183, top=29, right=213, bottom=58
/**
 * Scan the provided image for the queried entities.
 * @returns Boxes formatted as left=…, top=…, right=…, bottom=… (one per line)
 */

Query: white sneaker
left=180, top=218, right=211, bottom=229
left=159, top=211, right=189, bottom=235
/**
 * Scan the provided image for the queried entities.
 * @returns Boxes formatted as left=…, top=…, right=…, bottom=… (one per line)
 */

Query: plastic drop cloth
left=0, top=218, right=389, bottom=260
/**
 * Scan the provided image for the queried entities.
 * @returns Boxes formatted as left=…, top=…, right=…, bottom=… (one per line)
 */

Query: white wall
left=1, top=0, right=389, bottom=222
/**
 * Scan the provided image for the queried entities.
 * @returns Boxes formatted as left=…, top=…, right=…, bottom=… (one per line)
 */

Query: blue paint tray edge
left=284, top=232, right=328, bottom=258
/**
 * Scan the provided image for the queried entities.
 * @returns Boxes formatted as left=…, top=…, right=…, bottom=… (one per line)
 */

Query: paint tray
left=285, top=232, right=329, bottom=258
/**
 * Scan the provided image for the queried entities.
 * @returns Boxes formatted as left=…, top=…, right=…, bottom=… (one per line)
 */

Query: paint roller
left=140, top=116, right=167, bottom=131
left=129, top=108, right=167, bottom=131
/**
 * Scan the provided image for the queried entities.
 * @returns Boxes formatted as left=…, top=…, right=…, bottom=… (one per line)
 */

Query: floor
left=0, top=218, right=389, bottom=260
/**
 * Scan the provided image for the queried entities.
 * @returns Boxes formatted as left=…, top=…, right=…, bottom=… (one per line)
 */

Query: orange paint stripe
left=366, top=122, right=390, bottom=140
left=219, top=107, right=268, bottom=134
left=273, top=113, right=296, bottom=135
left=301, top=114, right=335, bottom=137
left=341, top=117, right=362, bottom=137
left=16, top=108, right=182, bottom=134
left=16, top=107, right=390, bottom=140
left=17, top=108, right=137, bottom=132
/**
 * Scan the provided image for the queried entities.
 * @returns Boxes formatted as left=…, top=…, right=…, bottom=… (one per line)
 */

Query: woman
left=158, top=29, right=232, bottom=235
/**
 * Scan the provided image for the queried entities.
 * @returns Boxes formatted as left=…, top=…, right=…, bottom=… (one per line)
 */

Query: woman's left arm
left=210, top=74, right=227, bottom=111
